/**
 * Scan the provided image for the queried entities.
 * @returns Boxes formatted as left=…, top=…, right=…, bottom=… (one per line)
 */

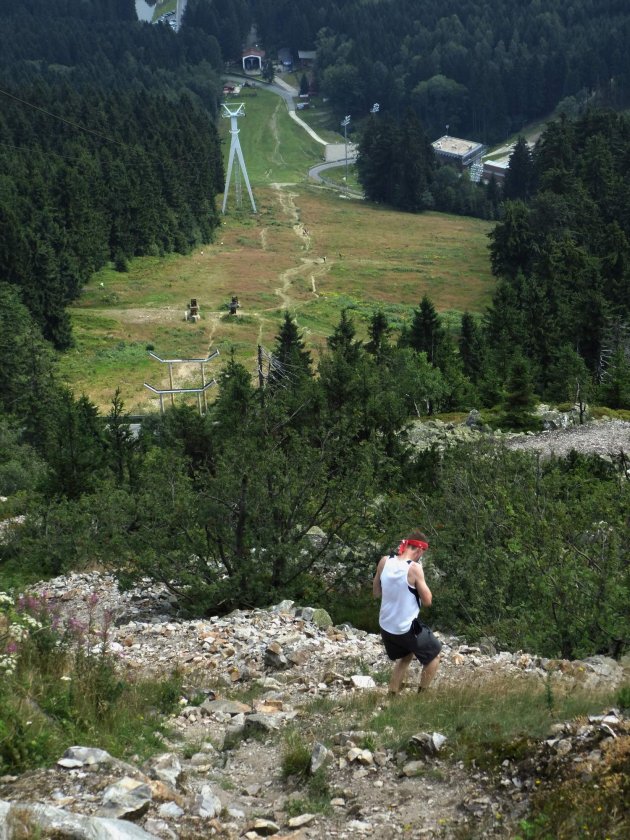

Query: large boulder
left=0, top=801, right=156, bottom=839
left=310, top=608, right=333, bottom=630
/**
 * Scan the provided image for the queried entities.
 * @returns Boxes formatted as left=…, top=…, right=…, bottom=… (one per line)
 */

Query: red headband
left=397, top=538, right=429, bottom=555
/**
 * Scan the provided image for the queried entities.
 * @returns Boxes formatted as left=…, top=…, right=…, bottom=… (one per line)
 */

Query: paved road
left=223, top=74, right=362, bottom=193
left=308, top=158, right=362, bottom=197
left=225, top=76, right=328, bottom=145
left=224, top=75, right=300, bottom=118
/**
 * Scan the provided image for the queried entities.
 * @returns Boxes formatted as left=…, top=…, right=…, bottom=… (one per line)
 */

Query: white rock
left=347, top=820, right=373, bottom=832
left=144, top=818, right=177, bottom=839
left=158, top=801, right=184, bottom=819
left=288, top=813, right=316, bottom=827
left=310, top=742, right=329, bottom=773
left=192, top=784, right=222, bottom=818
left=62, top=747, right=112, bottom=766
left=350, top=675, right=376, bottom=689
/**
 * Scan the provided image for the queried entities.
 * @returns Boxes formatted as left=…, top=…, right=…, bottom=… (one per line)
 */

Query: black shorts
left=380, top=622, right=442, bottom=665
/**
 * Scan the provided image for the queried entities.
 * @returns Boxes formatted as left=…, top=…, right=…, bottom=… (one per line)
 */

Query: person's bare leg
left=418, top=655, right=440, bottom=691
left=388, top=653, right=414, bottom=694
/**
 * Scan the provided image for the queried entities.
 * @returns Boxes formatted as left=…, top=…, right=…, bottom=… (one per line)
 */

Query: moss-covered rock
left=310, top=608, right=333, bottom=629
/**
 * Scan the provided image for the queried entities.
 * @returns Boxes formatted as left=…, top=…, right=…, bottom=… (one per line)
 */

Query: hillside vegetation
left=0, top=5, right=628, bottom=837
left=57, top=82, right=494, bottom=410
left=0, top=0, right=225, bottom=347
left=182, top=0, right=630, bottom=140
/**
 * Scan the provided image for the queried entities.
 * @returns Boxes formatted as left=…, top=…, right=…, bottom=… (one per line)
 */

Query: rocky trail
left=407, top=412, right=630, bottom=463
left=264, top=183, right=332, bottom=314
left=1, top=571, right=627, bottom=840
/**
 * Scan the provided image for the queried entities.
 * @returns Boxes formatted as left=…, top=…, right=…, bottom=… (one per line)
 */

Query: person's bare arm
left=373, top=556, right=387, bottom=597
left=410, top=562, right=432, bottom=607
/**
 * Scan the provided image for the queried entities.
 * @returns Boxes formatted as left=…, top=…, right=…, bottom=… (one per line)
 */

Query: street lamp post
left=341, top=114, right=351, bottom=187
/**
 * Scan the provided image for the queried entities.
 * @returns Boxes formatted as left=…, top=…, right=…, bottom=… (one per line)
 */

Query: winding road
left=216, top=74, right=361, bottom=364
left=223, top=74, right=361, bottom=192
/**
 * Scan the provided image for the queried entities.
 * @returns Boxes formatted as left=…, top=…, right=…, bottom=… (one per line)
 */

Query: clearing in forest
left=59, top=88, right=495, bottom=412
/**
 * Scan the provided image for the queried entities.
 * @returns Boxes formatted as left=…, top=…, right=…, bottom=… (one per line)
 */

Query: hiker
left=373, top=531, right=442, bottom=695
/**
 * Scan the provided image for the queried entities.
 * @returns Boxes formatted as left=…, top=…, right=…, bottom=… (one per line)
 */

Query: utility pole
left=257, top=344, right=266, bottom=408
left=341, top=115, right=351, bottom=188
left=257, top=345, right=265, bottom=389
left=222, top=103, right=257, bottom=214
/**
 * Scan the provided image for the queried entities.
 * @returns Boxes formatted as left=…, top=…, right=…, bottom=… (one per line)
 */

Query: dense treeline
left=126, top=1, right=630, bottom=145
left=357, top=109, right=501, bottom=219
left=485, top=109, right=630, bottom=403
left=0, top=89, right=223, bottom=347
left=0, top=0, right=225, bottom=346
left=356, top=108, right=630, bottom=407
left=1, top=293, right=628, bottom=659
left=1, top=0, right=628, bottom=663
left=184, top=0, right=252, bottom=67
left=1, top=2, right=223, bottom=100
left=249, top=0, right=630, bottom=141
left=15, top=0, right=137, bottom=22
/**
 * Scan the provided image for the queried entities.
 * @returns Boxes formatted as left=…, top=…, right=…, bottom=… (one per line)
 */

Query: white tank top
left=379, top=556, right=420, bottom=634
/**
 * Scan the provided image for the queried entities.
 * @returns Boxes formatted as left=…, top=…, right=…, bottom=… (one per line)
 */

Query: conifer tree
left=0, top=283, right=57, bottom=423
left=269, top=312, right=312, bottom=387
left=501, top=354, right=537, bottom=429
left=484, top=277, right=528, bottom=379
left=598, top=349, right=630, bottom=409
left=320, top=309, right=364, bottom=415
left=393, top=109, right=435, bottom=212
left=489, top=200, right=535, bottom=280
left=546, top=345, right=593, bottom=422
left=357, top=116, right=399, bottom=205
left=458, top=311, right=485, bottom=383
left=503, top=136, right=534, bottom=201
left=405, top=296, right=444, bottom=366
left=365, top=310, right=391, bottom=361
left=214, top=353, right=256, bottom=427
left=327, top=308, right=362, bottom=364
left=105, top=389, right=138, bottom=488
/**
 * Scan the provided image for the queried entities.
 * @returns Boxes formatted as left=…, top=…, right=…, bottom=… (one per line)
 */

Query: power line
left=260, top=346, right=309, bottom=375
left=0, top=140, right=98, bottom=166
left=0, top=85, right=128, bottom=149
left=0, top=86, right=217, bottom=176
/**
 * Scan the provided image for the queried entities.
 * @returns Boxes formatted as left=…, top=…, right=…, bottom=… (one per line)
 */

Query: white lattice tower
left=234, top=155, right=243, bottom=207
left=221, top=103, right=257, bottom=214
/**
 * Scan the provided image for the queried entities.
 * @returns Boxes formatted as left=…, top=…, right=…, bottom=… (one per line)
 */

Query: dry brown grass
left=60, top=184, right=495, bottom=411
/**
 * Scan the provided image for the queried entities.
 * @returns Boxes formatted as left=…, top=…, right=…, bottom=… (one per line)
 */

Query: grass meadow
left=57, top=87, right=496, bottom=411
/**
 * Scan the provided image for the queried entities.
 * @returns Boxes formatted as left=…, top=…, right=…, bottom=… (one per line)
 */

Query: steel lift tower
left=221, top=103, right=257, bottom=214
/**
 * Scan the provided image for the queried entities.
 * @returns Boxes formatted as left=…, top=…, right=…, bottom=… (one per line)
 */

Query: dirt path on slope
left=268, top=182, right=331, bottom=311
left=270, top=101, right=285, bottom=167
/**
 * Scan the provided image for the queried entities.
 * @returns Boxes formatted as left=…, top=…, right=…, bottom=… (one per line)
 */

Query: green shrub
left=590, top=406, right=630, bottom=421
left=616, top=684, right=630, bottom=712
left=0, top=590, right=182, bottom=773
left=281, top=731, right=311, bottom=780
left=520, top=739, right=630, bottom=840
left=304, top=768, right=331, bottom=813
